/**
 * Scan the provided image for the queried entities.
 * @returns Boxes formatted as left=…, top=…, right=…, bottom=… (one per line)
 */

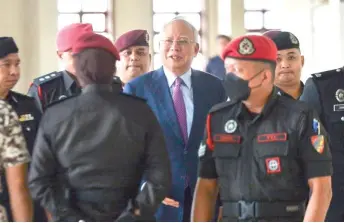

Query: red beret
left=72, top=32, right=120, bottom=60
left=221, top=35, right=277, bottom=63
left=114, top=29, right=149, bottom=52
left=57, top=23, right=93, bottom=52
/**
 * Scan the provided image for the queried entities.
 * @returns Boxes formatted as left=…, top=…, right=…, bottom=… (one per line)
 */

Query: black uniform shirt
left=6, top=91, right=41, bottom=154
left=276, top=81, right=304, bottom=100
left=198, top=89, right=332, bottom=202
left=29, top=84, right=170, bottom=221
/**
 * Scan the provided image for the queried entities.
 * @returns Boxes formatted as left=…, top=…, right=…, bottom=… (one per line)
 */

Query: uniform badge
left=289, top=33, right=299, bottom=45
left=312, top=118, right=320, bottom=135
left=224, top=120, right=237, bottom=133
left=19, top=114, right=34, bottom=122
left=238, top=38, right=255, bottom=55
left=265, top=157, right=281, bottom=174
left=198, top=142, right=206, bottom=157
left=59, top=95, right=67, bottom=100
left=145, top=32, right=149, bottom=44
left=311, top=135, right=325, bottom=154
left=335, top=89, right=344, bottom=102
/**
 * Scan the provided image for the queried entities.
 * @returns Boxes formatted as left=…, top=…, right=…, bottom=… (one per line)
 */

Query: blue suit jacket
left=124, top=67, right=225, bottom=221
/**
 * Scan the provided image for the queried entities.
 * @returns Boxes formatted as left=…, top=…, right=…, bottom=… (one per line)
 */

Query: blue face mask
left=222, top=69, right=265, bottom=102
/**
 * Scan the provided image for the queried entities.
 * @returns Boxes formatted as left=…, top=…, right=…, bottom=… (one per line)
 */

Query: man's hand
left=162, top=198, right=179, bottom=208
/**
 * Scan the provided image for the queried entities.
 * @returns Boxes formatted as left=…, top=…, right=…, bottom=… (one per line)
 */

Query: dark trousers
left=183, top=187, right=192, bottom=222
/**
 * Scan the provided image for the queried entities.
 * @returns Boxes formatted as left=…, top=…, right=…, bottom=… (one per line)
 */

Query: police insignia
left=19, top=114, right=34, bottom=122
left=198, top=142, right=206, bottom=157
left=238, top=38, right=255, bottom=55
left=289, top=33, right=298, bottom=44
left=265, top=157, right=281, bottom=174
left=312, top=118, right=320, bottom=135
left=59, top=95, right=67, bottom=100
left=145, top=32, right=149, bottom=44
left=335, top=89, right=344, bottom=102
left=311, top=135, right=325, bottom=154
left=224, top=120, right=237, bottom=133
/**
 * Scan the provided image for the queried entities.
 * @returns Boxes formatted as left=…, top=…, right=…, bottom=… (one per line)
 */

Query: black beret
left=0, top=37, right=19, bottom=59
left=262, top=30, right=300, bottom=51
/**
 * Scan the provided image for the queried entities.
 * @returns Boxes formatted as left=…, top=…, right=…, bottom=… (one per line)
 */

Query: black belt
left=223, top=201, right=305, bottom=220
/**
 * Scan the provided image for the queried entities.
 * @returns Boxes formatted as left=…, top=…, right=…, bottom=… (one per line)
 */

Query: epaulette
left=209, top=99, right=236, bottom=114
left=311, top=67, right=342, bottom=80
left=32, top=71, right=62, bottom=86
left=119, top=92, right=147, bottom=102
left=44, top=95, right=77, bottom=110
left=113, top=76, right=123, bottom=86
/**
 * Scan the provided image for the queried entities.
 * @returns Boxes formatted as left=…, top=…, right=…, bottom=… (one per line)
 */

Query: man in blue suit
left=124, top=17, right=226, bottom=221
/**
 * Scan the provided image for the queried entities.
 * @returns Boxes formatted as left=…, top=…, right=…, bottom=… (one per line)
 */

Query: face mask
left=222, top=69, right=265, bottom=102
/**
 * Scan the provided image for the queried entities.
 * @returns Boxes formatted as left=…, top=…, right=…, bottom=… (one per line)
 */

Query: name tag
left=333, top=104, right=344, bottom=112
left=213, top=134, right=241, bottom=144
left=257, top=133, right=287, bottom=143
left=19, top=114, right=34, bottom=122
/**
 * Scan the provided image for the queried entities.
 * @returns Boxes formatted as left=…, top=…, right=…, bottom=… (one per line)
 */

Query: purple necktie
left=172, top=77, right=188, bottom=144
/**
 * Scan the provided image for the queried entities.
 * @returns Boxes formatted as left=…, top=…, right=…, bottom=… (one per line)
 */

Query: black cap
left=0, top=37, right=19, bottom=59
left=262, top=30, right=300, bottom=51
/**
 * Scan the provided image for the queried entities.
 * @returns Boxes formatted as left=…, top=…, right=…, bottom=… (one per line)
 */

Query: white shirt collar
left=163, top=66, right=192, bottom=89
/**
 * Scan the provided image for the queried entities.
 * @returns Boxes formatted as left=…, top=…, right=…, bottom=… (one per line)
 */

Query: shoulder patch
left=119, top=93, right=147, bottom=102
left=209, top=100, right=236, bottom=114
left=311, top=68, right=342, bottom=80
left=32, top=71, right=63, bottom=86
left=44, top=95, right=77, bottom=109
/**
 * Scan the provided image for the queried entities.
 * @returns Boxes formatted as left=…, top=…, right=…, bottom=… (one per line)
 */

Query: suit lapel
left=187, top=70, right=204, bottom=148
left=150, top=68, right=184, bottom=144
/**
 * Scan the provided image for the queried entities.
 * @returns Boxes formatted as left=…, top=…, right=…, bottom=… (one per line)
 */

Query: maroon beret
left=72, top=32, right=120, bottom=60
left=114, top=29, right=149, bottom=52
left=57, top=23, right=93, bottom=52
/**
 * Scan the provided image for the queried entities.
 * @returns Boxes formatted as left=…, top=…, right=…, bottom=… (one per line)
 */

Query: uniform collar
left=235, top=88, right=279, bottom=122
left=163, top=66, right=192, bottom=89
left=276, top=81, right=304, bottom=100
left=82, top=84, right=113, bottom=93
left=62, top=70, right=78, bottom=90
left=5, top=91, right=18, bottom=104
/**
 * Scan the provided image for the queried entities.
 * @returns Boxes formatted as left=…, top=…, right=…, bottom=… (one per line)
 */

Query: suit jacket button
left=26, top=127, right=31, bottom=131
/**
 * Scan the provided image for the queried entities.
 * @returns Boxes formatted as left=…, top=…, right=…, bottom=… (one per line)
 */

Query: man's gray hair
left=161, top=16, right=199, bottom=43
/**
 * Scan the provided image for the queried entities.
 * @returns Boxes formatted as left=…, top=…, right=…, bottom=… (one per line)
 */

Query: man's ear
left=194, top=43, right=200, bottom=57
left=56, top=51, right=63, bottom=59
left=301, top=55, right=305, bottom=67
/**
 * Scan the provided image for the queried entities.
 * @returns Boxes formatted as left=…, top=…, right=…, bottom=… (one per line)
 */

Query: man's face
left=0, top=53, right=20, bottom=91
left=275, top=48, right=304, bottom=87
left=217, top=37, right=230, bottom=55
left=159, top=20, right=199, bottom=74
left=116, top=46, right=151, bottom=83
left=57, top=51, right=76, bottom=74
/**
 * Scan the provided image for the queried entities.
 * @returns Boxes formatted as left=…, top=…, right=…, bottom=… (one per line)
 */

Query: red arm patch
left=206, top=114, right=215, bottom=151
left=37, top=85, right=43, bottom=100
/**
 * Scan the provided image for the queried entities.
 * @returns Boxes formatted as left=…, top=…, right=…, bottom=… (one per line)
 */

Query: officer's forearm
left=304, top=176, right=332, bottom=222
left=191, top=178, right=218, bottom=222
left=6, top=164, right=33, bottom=222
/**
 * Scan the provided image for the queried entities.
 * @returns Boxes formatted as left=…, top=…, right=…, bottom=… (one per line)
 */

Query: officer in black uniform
left=301, top=67, right=344, bottom=221
left=29, top=32, right=171, bottom=222
left=192, top=35, right=333, bottom=222
left=27, top=23, right=92, bottom=112
left=263, top=30, right=304, bottom=99
left=0, top=37, right=46, bottom=221
left=27, top=23, right=123, bottom=112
